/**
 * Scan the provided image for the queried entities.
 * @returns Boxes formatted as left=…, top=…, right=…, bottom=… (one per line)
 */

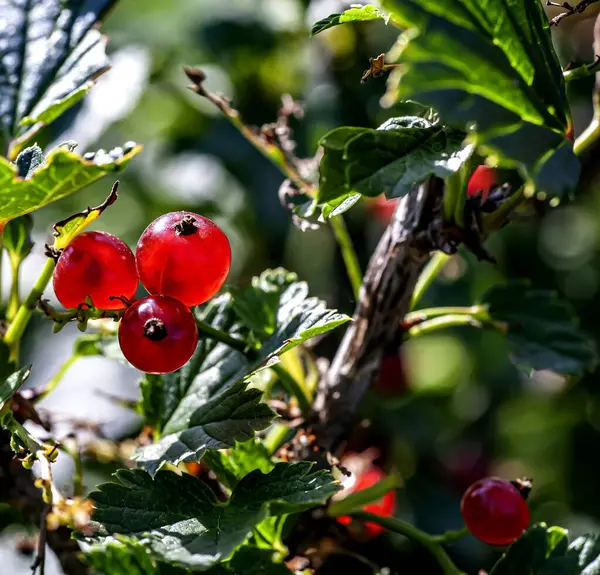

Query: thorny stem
left=351, top=511, right=465, bottom=575
left=271, top=363, right=312, bottom=414
left=409, top=252, right=451, bottom=311
left=4, top=257, right=56, bottom=360
left=329, top=215, right=363, bottom=301
left=195, top=318, right=249, bottom=355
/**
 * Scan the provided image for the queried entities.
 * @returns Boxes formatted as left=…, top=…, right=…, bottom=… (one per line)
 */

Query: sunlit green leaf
left=382, top=0, right=579, bottom=197
left=89, top=463, right=340, bottom=570
left=311, top=5, right=386, bottom=36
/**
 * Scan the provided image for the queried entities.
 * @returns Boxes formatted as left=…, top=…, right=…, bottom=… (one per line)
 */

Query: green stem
left=329, top=215, right=363, bottom=301
left=484, top=186, right=525, bottom=232
left=3, top=257, right=56, bottom=360
left=35, top=354, right=79, bottom=403
left=432, top=527, right=470, bottom=545
left=408, top=314, right=483, bottom=337
left=574, top=117, right=600, bottom=156
left=328, top=473, right=402, bottom=517
left=351, top=511, right=465, bottom=575
left=195, top=319, right=249, bottom=355
left=409, top=252, right=451, bottom=311
left=6, top=258, right=20, bottom=321
left=263, top=423, right=292, bottom=456
left=271, top=363, right=312, bottom=414
left=405, top=305, right=487, bottom=323
left=564, top=58, right=600, bottom=83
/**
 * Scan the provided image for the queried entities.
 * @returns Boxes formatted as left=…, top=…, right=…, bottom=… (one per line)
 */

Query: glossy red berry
left=467, top=166, right=498, bottom=197
left=135, top=212, right=231, bottom=307
left=367, top=195, right=397, bottom=224
left=118, top=295, right=199, bottom=374
left=461, top=477, right=530, bottom=545
left=337, top=465, right=397, bottom=539
left=53, top=231, right=138, bottom=310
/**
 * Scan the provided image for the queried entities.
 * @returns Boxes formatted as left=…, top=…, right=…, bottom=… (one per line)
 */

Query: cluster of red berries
left=52, top=211, right=231, bottom=374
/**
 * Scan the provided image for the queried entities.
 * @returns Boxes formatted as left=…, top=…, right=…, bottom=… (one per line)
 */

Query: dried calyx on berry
left=174, top=214, right=198, bottom=236
left=510, top=477, right=533, bottom=500
left=143, top=318, right=168, bottom=341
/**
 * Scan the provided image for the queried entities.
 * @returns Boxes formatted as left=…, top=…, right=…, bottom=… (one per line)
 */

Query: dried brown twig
left=547, top=0, right=600, bottom=26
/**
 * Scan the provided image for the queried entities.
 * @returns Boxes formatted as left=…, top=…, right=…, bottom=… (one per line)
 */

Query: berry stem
left=351, top=511, right=465, bottom=575
left=431, top=527, right=470, bottom=545
left=35, top=354, right=79, bottom=403
left=408, top=314, right=485, bottom=337
left=195, top=318, right=250, bottom=355
left=328, top=473, right=402, bottom=517
left=329, top=215, right=363, bottom=301
left=271, top=363, right=312, bottom=414
left=263, top=423, right=292, bottom=456
left=409, top=252, right=452, bottom=312
left=4, top=257, right=56, bottom=360
left=405, top=305, right=488, bottom=324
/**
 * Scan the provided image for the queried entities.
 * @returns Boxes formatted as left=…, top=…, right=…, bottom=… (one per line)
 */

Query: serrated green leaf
left=481, top=283, right=598, bottom=375
left=85, top=538, right=167, bottom=575
left=317, top=116, right=470, bottom=213
left=204, top=438, right=275, bottom=490
left=0, top=144, right=141, bottom=226
left=89, top=462, right=340, bottom=570
left=311, top=5, right=386, bottom=36
left=133, top=381, right=276, bottom=475
left=1, top=0, right=117, bottom=154
left=134, top=269, right=349, bottom=474
left=0, top=366, right=31, bottom=410
left=490, top=525, right=570, bottom=575
left=382, top=0, right=579, bottom=198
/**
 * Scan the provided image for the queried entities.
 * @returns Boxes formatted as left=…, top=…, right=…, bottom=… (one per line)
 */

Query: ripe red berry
left=53, top=231, right=138, bottom=310
left=467, top=166, right=498, bottom=197
left=461, top=477, right=530, bottom=545
left=135, top=212, right=231, bottom=307
left=337, top=465, right=396, bottom=539
left=367, top=195, right=397, bottom=224
left=118, top=295, right=199, bottom=374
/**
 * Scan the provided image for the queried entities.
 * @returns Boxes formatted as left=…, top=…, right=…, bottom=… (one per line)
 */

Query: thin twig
left=547, top=0, right=600, bottom=26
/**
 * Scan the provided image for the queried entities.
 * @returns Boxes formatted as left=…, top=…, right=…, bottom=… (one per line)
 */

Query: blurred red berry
left=461, top=477, right=530, bottom=545
left=337, top=465, right=396, bottom=539
left=367, top=196, right=397, bottom=224
left=373, top=354, right=407, bottom=396
left=467, top=166, right=498, bottom=198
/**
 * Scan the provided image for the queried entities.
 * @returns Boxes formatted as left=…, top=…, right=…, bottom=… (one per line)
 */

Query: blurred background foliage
left=3, top=1, right=600, bottom=573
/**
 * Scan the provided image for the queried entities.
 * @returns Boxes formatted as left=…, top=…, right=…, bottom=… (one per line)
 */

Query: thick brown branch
left=312, top=178, right=444, bottom=453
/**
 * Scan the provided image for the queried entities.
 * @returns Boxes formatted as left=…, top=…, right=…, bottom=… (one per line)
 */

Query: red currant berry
left=135, top=212, right=231, bottom=307
left=373, top=354, right=407, bottom=396
left=118, top=295, right=199, bottom=374
left=53, top=231, right=138, bottom=310
left=461, top=477, right=530, bottom=545
left=337, top=465, right=397, bottom=539
left=467, top=166, right=498, bottom=197
left=367, top=196, right=397, bottom=224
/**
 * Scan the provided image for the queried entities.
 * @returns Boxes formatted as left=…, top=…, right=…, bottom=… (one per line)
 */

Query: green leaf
left=134, top=269, right=349, bottom=474
left=85, top=538, right=166, bottom=575
left=15, top=144, right=44, bottom=178
left=566, top=534, right=600, bottom=573
left=0, top=144, right=141, bottom=226
left=89, top=462, right=340, bottom=570
left=2, top=215, right=34, bottom=263
left=133, top=381, right=276, bottom=475
left=490, top=524, right=570, bottom=575
left=382, top=0, right=579, bottom=198
left=20, top=83, right=93, bottom=128
left=204, top=438, right=275, bottom=490
left=481, top=283, right=598, bottom=375
left=317, top=116, right=470, bottom=214
left=0, top=0, right=117, bottom=154
left=311, top=5, right=386, bottom=36
left=0, top=366, right=31, bottom=410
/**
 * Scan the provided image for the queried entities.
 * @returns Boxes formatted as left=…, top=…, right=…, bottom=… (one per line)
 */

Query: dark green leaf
left=135, top=269, right=349, bottom=474
left=0, top=366, right=31, bottom=410
left=566, top=533, right=600, bottom=573
left=0, top=144, right=141, bottom=226
left=311, top=5, right=386, bottom=36
left=382, top=0, right=579, bottom=197
left=317, top=116, right=469, bottom=213
left=0, top=0, right=117, bottom=153
left=15, top=144, right=44, bottom=178
left=490, top=525, right=570, bottom=575
left=85, top=538, right=165, bottom=575
left=481, top=283, right=598, bottom=375
left=89, top=463, right=340, bottom=570
left=133, top=381, right=276, bottom=475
